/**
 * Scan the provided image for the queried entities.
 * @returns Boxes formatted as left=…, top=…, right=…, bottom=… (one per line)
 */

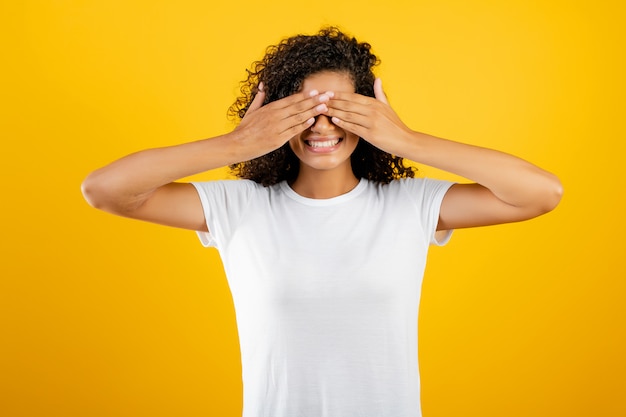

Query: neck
left=290, top=166, right=360, bottom=199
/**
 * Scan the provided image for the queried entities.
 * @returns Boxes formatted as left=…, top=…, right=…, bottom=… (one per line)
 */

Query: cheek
left=347, top=134, right=360, bottom=148
left=288, top=136, right=300, bottom=153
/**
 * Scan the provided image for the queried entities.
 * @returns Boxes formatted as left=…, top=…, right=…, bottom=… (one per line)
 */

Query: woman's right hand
left=232, top=83, right=331, bottom=160
left=81, top=84, right=331, bottom=231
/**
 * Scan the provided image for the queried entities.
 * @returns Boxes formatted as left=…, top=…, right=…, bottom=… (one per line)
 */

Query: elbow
left=81, top=170, right=146, bottom=216
left=81, top=171, right=107, bottom=210
left=538, top=173, right=564, bottom=214
left=81, top=170, right=123, bottom=212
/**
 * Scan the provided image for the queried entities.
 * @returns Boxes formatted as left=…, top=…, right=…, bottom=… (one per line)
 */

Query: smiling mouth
left=305, top=138, right=343, bottom=148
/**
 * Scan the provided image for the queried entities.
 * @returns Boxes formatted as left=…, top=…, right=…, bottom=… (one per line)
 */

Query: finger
left=325, top=98, right=371, bottom=117
left=281, top=116, right=316, bottom=139
left=274, top=89, right=326, bottom=111
left=278, top=92, right=330, bottom=120
left=245, top=84, right=266, bottom=116
left=280, top=101, right=328, bottom=133
left=330, top=116, right=367, bottom=138
left=326, top=91, right=378, bottom=117
left=324, top=106, right=370, bottom=128
left=374, top=78, right=389, bottom=104
left=327, top=91, right=371, bottom=105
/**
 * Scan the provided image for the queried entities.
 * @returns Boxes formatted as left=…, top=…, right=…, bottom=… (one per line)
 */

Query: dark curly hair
left=228, top=26, right=416, bottom=186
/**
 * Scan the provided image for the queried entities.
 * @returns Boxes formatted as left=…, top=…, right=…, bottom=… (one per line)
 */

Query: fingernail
left=325, top=91, right=335, bottom=98
left=258, top=82, right=264, bottom=92
left=318, top=94, right=329, bottom=102
left=316, top=104, right=328, bottom=112
left=309, top=89, right=319, bottom=97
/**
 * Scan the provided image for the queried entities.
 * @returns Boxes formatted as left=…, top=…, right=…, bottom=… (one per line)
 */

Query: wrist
left=384, top=129, right=427, bottom=161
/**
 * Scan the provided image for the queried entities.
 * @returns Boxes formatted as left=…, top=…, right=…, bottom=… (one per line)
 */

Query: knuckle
left=293, top=99, right=309, bottom=112
left=286, top=124, right=302, bottom=137
left=293, top=112, right=306, bottom=123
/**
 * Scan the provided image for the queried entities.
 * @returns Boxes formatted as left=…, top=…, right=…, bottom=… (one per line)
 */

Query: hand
left=325, top=78, right=413, bottom=155
left=233, top=83, right=331, bottom=159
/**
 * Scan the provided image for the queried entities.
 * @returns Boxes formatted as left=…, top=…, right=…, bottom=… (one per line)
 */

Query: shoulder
left=191, top=178, right=271, bottom=196
left=369, top=178, right=455, bottom=214
left=373, top=177, right=453, bottom=195
left=191, top=179, right=278, bottom=209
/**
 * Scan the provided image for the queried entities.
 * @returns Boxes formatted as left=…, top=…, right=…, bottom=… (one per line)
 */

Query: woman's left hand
left=327, top=78, right=563, bottom=230
left=324, top=78, right=412, bottom=156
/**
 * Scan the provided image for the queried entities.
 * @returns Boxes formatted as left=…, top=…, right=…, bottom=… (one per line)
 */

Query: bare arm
left=81, top=87, right=332, bottom=231
left=81, top=134, right=243, bottom=231
left=401, top=134, right=563, bottom=230
left=325, top=79, right=563, bottom=230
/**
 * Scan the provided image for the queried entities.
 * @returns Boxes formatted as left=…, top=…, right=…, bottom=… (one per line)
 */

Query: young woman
left=82, top=27, right=562, bottom=417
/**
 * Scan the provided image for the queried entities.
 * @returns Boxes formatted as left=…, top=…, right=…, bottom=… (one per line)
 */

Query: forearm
left=402, top=131, right=563, bottom=210
left=82, top=88, right=330, bottom=213
left=82, top=132, right=245, bottom=211
left=324, top=83, right=562, bottom=222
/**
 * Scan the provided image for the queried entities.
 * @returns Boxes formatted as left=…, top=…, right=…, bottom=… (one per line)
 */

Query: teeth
left=308, top=139, right=340, bottom=148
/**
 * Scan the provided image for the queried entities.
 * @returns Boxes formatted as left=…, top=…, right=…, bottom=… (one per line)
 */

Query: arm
left=325, top=79, right=563, bottom=230
left=81, top=86, right=331, bottom=231
left=400, top=134, right=563, bottom=230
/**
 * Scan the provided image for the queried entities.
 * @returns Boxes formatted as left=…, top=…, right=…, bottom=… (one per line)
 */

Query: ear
left=374, top=78, right=389, bottom=104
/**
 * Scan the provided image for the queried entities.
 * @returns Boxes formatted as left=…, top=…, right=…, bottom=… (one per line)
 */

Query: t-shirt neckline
left=279, top=178, right=368, bottom=206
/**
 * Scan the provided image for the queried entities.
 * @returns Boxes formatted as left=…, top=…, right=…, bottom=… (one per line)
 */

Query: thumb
left=245, top=82, right=266, bottom=116
left=374, top=78, right=389, bottom=104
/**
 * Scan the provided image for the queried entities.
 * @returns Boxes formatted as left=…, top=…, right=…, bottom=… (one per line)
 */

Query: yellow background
left=2, top=1, right=624, bottom=416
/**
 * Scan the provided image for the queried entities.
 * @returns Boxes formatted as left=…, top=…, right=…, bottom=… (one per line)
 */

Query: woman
left=82, top=27, right=562, bottom=417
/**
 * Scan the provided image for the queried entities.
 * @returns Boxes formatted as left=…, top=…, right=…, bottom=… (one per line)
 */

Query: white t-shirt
left=192, top=177, right=454, bottom=417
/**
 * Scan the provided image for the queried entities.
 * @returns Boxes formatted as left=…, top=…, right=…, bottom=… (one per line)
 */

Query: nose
left=310, top=114, right=335, bottom=133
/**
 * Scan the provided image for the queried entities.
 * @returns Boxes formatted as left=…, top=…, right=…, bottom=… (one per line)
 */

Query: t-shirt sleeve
left=190, top=180, right=256, bottom=248
left=403, top=178, right=455, bottom=246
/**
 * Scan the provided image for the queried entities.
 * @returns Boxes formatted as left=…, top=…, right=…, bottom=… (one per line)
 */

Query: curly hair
left=228, top=26, right=416, bottom=186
